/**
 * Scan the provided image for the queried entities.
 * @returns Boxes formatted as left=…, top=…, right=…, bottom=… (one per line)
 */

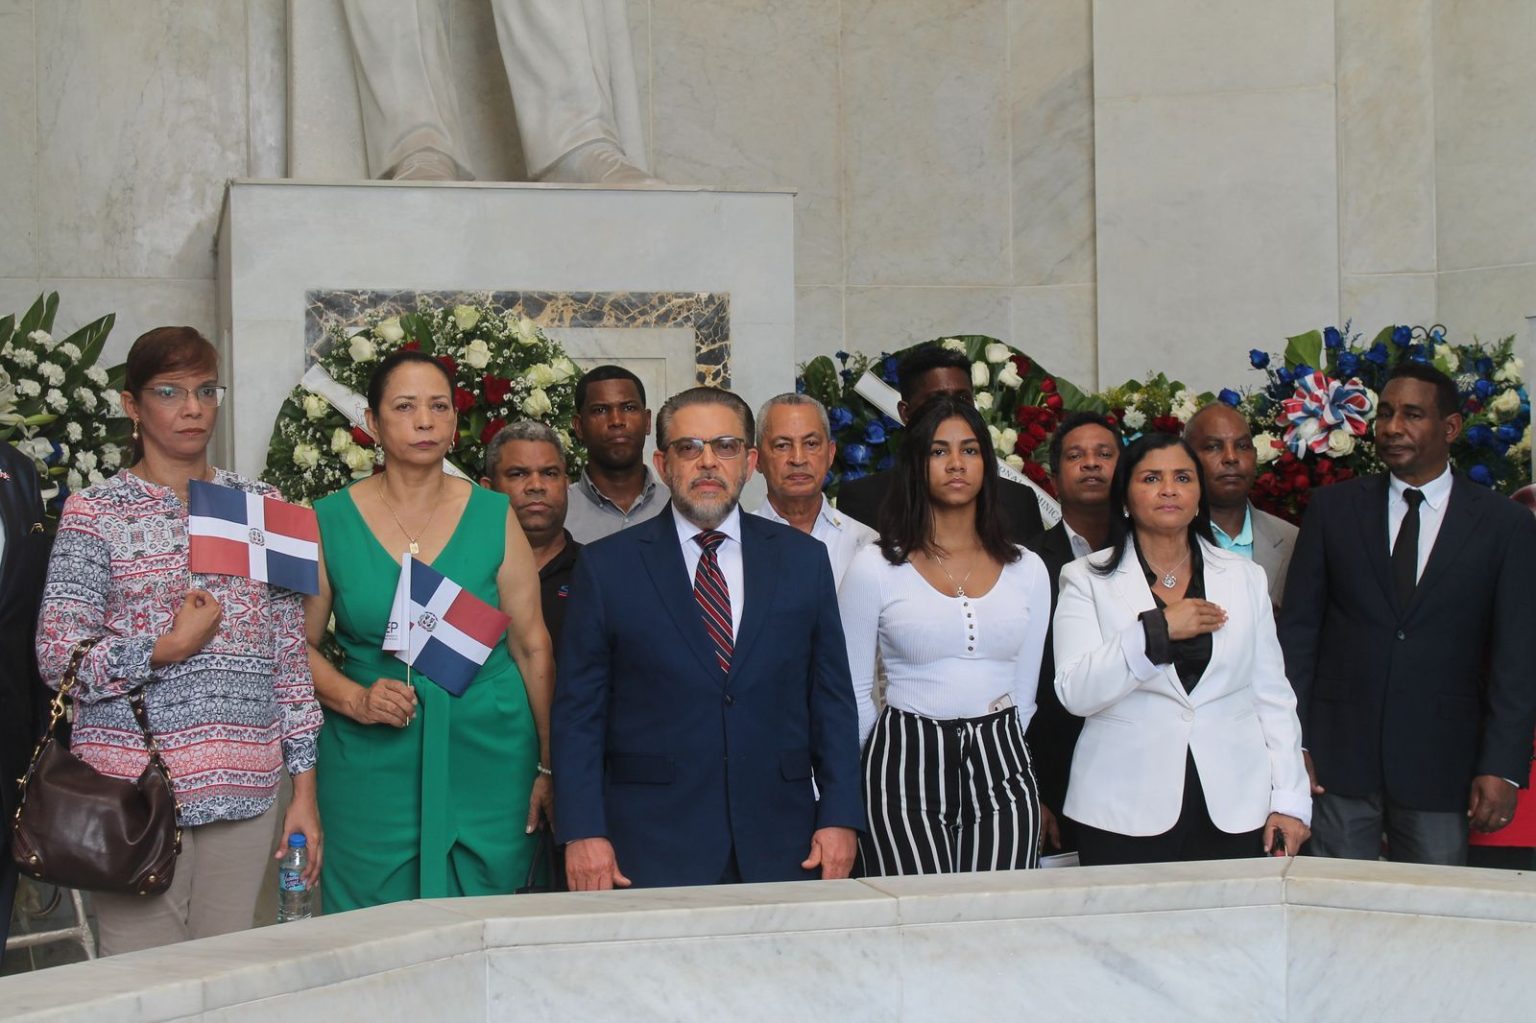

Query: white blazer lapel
left=1106, top=550, right=1194, bottom=708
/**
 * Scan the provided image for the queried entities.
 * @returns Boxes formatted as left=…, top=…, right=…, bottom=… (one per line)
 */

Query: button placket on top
left=964, top=597, right=975, bottom=653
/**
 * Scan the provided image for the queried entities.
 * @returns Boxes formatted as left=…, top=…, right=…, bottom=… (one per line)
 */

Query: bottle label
left=279, top=867, right=306, bottom=893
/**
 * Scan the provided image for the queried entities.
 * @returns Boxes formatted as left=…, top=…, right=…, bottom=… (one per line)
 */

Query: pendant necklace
left=934, top=550, right=978, bottom=597
left=378, top=477, right=444, bottom=557
left=1145, top=549, right=1191, bottom=589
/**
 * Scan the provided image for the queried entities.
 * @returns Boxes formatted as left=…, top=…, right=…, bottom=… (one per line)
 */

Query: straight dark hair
left=366, top=349, right=453, bottom=413
left=877, top=397, right=1020, bottom=567
left=1092, top=433, right=1215, bottom=577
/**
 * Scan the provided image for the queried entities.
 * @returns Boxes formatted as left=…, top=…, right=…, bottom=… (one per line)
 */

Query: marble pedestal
left=216, top=180, right=795, bottom=480
left=4, top=858, right=1534, bottom=1022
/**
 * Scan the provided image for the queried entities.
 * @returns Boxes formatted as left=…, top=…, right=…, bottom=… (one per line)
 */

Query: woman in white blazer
left=1053, top=433, right=1311, bottom=865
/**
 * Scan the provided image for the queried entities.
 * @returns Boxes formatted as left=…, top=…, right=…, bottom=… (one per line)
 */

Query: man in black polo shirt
left=482, top=421, right=582, bottom=656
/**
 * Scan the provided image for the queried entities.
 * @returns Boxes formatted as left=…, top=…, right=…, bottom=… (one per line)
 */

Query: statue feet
left=385, top=148, right=470, bottom=182
left=539, top=140, right=662, bottom=186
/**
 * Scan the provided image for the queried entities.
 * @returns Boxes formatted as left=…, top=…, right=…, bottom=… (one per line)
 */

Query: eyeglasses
left=142, top=384, right=227, bottom=408
left=665, top=436, right=748, bottom=460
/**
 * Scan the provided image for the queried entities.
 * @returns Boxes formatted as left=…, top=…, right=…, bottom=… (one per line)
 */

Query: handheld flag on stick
left=187, top=479, right=320, bottom=595
left=383, top=556, right=509, bottom=696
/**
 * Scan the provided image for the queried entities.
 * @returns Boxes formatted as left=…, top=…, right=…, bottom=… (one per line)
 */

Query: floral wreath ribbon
left=300, top=364, right=472, bottom=482
left=1280, top=371, right=1376, bottom=457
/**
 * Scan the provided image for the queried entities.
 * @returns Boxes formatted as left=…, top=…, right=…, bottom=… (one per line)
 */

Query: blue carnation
left=1218, top=389, right=1241, bottom=407
left=876, top=455, right=894, bottom=472
left=828, top=405, right=855, bottom=432
left=1465, top=424, right=1495, bottom=448
left=864, top=421, right=887, bottom=445
left=1430, top=326, right=1446, bottom=341
left=1293, top=363, right=1314, bottom=380
left=1476, top=357, right=1495, bottom=376
left=1277, top=367, right=1295, bottom=385
left=1365, top=342, right=1389, bottom=367
left=1468, top=464, right=1494, bottom=486
left=1474, top=379, right=1496, bottom=400
left=1407, top=345, right=1429, bottom=364
left=844, top=442, right=872, bottom=466
left=1249, top=349, right=1271, bottom=369
left=839, top=369, right=854, bottom=384
left=1337, top=351, right=1360, bottom=376
left=835, top=349, right=850, bottom=364
left=1323, top=327, right=1343, bottom=349
left=880, top=355, right=901, bottom=385
left=1391, top=325, right=1412, bottom=347
left=1497, top=424, right=1522, bottom=444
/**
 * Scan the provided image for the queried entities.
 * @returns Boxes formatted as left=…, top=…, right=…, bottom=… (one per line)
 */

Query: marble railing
left=3, top=857, right=1532, bottom=1021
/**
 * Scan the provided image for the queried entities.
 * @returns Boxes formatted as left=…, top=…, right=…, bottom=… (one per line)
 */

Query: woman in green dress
left=304, top=350, right=555, bottom=912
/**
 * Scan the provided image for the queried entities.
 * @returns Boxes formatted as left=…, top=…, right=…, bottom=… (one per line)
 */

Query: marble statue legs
left=340, top=0, right=654, bottom=184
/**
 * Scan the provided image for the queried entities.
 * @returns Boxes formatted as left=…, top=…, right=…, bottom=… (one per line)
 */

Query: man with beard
left=1025, top=412, right=1121, bottom=856
left=1183, top=402, right=1297, bottom=608
left=482, top=420, right=582, bottom=656
left=565, top=365, right=669, bottom=542
left=553, top=387, right=863, bottom=889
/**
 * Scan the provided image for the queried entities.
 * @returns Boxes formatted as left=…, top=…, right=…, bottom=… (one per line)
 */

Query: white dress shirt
left=1387, top=464, right=1453, bottom=583
left=753, top=496, right=877, bottom=587
left=673, top=504, right=745, bottom=639
left=1062, top=520, right=1094, bottom=561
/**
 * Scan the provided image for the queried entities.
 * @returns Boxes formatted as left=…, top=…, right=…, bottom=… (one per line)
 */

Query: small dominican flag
left=382, top=556, right=509, bottom=696
left=187, top=479, right=320, bottom=595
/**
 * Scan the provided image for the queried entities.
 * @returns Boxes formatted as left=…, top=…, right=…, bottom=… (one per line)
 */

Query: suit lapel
left=1406, top=474, right=1482, bottom=617
left=1354, top=475, right=1396, bottom=611
left=726, top=516, right=779, bottom=682
left=636, top=509, right=724, bottom=683
left=1107, top=549, right=1194, bottom=708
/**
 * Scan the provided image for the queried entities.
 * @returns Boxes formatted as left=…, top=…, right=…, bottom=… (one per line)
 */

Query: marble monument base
left=3, top=858, right=1534, bottom=1021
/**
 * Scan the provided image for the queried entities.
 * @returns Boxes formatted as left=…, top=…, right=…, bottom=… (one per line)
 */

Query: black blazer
left=836, top=471, right=1046, bottom=546
left=0, top=443, right=50, bottom=825
left=1024, top=523, right=1085, bottom=845
left=1278, top=472, right=1536, bottom=811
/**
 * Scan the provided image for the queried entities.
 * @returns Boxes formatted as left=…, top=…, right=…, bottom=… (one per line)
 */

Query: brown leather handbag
left=9, top=638, right=183, bottom=895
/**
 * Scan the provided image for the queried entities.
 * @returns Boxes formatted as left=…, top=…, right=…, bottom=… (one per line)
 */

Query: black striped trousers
left=860, top=705, right=1042, bottom=876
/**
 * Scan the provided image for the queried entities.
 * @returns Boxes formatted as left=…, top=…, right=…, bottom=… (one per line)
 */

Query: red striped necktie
left=692, top=530, right=733, bottom=673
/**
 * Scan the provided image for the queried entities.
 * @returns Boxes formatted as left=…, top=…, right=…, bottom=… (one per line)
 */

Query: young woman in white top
left=839, top=398, right=1052, bottom=875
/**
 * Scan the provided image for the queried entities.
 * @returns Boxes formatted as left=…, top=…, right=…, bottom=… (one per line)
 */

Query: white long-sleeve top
left=838, top=543, right=1052, bottom=745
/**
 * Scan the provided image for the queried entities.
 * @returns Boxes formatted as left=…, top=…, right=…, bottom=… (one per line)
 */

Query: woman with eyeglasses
left=35, top=327, right=323, bottom=955
left=838, top=397, right=1052, bottom=875
left=304, top=349, right=555, bottom=911
left=1052, top=433, right=1310, bottom=865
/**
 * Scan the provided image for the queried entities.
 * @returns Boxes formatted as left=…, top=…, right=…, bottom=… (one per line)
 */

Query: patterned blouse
left=35, top=469, right=322, bottom=827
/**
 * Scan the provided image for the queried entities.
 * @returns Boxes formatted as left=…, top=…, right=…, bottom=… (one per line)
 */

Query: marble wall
left=2, top=1, right=1533, bottom=403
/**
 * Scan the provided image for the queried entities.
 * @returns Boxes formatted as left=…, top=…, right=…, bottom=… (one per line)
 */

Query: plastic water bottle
left=277, top=833, right=312, bottom=923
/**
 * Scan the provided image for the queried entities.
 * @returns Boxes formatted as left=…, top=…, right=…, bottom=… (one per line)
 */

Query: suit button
left=1181, top=710, right=1194, bottom=722
left=724, top=694, right=735, bottom=706
left=1396, top=630, right=1405, bottom=640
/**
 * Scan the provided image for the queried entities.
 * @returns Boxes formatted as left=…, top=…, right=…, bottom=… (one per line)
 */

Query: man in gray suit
left=1184, top=402, right=1297, bottom=608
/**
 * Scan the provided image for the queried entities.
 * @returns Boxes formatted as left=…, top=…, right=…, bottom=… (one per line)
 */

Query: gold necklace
left=933, top=549, right=980, bottom=597
left=376, top=476, right=445, bottom=556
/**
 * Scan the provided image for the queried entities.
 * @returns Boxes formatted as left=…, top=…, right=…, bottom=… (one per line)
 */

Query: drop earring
left=131, top=420, right=140, bottom=441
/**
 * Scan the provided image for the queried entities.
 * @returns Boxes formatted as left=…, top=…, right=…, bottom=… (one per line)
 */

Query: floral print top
left=35, top=469, right=321, bottom=827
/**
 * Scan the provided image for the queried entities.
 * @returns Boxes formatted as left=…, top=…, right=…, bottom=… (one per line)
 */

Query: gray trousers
left=1309, top=790, right=1468, bottom=865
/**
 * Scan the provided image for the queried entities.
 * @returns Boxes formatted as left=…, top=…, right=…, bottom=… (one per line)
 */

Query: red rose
left=350, top=427, right=374, bottom=448
left=483, top=374, right=512, bottom=406
left=1038, top=377, right=1057, bottom=394
left=1011, top=354, right=1032, bottom=376
left=437, top=355, right=458, bottom=377
left=402, top=341, right=421, bottom=352
left=1464, top=398, right=1483, bottom=414
left=1151, top=415, right=1183, bottom=434
left=481, top=417, right=507, bottom=445
left=453, top=387, right=475, bottom=413
left=1044, top=393, right=1064, bottom=411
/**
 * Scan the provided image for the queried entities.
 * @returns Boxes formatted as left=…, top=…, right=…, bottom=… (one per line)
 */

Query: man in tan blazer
left=1185, top=403, right=1297, bottom=609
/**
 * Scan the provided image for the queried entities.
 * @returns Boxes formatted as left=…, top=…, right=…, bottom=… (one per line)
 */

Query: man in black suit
left=0, top=441, right=50, bottom=962
left=1025, top=411, right=1121, bottom=854
left=835, top=345, right=1046, bottom=544
left=1279, top=363, right=1536, bottom=864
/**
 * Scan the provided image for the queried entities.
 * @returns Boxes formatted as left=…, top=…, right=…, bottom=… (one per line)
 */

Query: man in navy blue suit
left=553, top=386, right=863, bottom=889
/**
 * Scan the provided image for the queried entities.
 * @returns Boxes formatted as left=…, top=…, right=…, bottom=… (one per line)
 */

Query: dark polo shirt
left=539, top=531, right=583, bottom=658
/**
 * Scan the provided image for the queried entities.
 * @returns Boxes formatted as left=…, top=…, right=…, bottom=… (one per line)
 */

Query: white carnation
left=87, top=470, right=105, bottom=486
left=101, top=443, right=122, bottom=469
left=57, top=342, right=82, bottom=363
left=940, top=338, right=967, bottom=353
left=65, top=421, right=83, bottom=442
left=66, top=469, right=82, bottom=491
left=75, top=450, right=98, bottom=473
left=102, top=389, right=123, bottom=414
left=27, top=330, right=53, bottom=348
left=17, top=379, right=40, bottom=398
left=1122, top=408, right=1147, bottom=431
left=86, top=365, right=109, bottom=387
left=11, top=348, right=36, bottom=368
left=73, top=387, right=97, bottom=411
left=45, top=388, right=67, bottom=412
left=38, top=362, right=64, bottom=386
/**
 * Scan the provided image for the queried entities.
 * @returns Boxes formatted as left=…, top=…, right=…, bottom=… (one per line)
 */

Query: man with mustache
left=1025, top=412, right=1121, bottom=856
left=1183, top=402, right=1297, bottom=609
left=481, top=420, right=582, bottom=657
left=752, top=393, right=876, bottom=586
left=553, top=386, right=863, bottom=889
left=1280, top=363, right=1536, bottom=864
